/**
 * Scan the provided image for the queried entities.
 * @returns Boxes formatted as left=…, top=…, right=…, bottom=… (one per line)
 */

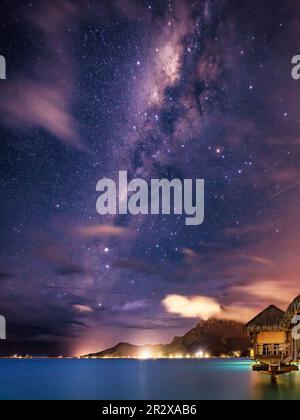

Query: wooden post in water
left=271, top=371, right=278, bottom=383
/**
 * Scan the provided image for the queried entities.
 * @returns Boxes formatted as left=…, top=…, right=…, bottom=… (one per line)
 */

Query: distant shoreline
left=0, top=356, right=251, bottom=360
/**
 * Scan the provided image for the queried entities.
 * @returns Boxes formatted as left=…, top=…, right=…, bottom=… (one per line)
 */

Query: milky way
left=1, top=0, right=300, bottom=356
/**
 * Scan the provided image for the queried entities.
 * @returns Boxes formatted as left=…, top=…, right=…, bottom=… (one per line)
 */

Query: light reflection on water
left=250, top=365, right=300, bottom=400
left=0, top=359, right=299, bottom=400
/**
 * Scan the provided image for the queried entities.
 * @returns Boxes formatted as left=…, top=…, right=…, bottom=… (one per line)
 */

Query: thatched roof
left=281, top=295, right=300, bottom=329
left=246, top=305, right=285, bottom=333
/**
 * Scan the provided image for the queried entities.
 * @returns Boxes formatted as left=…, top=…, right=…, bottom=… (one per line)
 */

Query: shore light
left=138, top=350, right=152, bottom=360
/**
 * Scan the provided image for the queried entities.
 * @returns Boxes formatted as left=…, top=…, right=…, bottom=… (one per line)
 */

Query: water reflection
left=0, top=359, right=300, bottom=400
left=251, top=368, right=300, bottom=400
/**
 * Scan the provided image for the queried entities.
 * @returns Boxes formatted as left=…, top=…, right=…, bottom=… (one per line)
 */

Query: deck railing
left=257, top=344, right=292, bottom=359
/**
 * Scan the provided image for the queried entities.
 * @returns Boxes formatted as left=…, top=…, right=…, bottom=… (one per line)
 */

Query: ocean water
left=0, top=359, right=299, bottom=400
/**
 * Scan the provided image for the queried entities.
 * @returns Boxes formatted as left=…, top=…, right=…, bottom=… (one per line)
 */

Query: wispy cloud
left=71, top=304, right=94, bottom=314
left=113, top=300, right=150, bottom=312
left=74, top=224, right=135, bottom=239
left=0, top=0, right=84, bottom=150
left=2, top=83, right=82, bottom=149
left=38, top=241, right=88, bottom=277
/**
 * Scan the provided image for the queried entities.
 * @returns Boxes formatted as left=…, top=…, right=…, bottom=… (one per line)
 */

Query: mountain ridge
left=83, top=318, right=251, bottom=358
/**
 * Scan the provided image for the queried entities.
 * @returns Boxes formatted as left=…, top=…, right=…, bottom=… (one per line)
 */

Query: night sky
left=1, top=0, right=300, bottom=356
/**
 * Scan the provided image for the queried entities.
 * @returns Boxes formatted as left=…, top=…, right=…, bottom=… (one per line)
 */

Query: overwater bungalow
left=246, top=296, right=300, bottom=381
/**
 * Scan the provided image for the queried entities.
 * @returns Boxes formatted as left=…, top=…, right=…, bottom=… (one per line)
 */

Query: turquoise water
left=0, top=359, right=299, bottom=400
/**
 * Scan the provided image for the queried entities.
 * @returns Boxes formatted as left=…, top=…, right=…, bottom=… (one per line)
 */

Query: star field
left=1, top=0, right=300, bottom=356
